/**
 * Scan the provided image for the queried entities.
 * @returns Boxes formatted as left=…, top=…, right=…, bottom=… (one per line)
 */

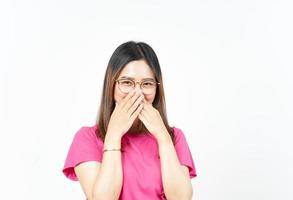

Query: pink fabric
left=62, top=124, right=197, bottom=200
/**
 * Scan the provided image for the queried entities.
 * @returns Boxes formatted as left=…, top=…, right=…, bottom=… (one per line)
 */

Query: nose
left=134, top=82, right=143, bottom=94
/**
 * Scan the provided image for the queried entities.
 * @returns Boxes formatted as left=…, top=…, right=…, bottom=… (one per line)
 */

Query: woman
left=62, top=41, right=197, bottom=200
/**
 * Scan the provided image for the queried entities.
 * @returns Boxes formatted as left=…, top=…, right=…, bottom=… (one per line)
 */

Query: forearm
left=92, top=134, right=123, bottom=200
left=158, top=135, right=193, bottom=200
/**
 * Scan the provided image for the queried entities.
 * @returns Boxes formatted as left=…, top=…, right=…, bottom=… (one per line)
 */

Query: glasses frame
left=115, top=78, right=160, bottom=94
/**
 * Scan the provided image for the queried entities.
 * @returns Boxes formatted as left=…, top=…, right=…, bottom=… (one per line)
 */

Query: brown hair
left=95, top=41, right=175, bottom=145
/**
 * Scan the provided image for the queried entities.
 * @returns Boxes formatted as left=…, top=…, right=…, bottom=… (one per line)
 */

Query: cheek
left=114, top=85, right=127, bottom=103
left=144, top=93, right=156, bottom=103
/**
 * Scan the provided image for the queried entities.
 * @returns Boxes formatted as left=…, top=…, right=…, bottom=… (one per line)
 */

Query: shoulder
left=73, top=124, right=102, bottom=145
left=172, top=126, right=193, bottom=147
left=172, top=126, right=185, bottom=142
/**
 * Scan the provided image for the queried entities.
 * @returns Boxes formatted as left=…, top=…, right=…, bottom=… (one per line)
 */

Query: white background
left=1, top=0, right=293, bottom=199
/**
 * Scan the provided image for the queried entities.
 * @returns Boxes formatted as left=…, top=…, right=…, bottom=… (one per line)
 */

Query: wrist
left=156, top=131, right=172, bottom=145
left=104, top=132, right=122, bottom=149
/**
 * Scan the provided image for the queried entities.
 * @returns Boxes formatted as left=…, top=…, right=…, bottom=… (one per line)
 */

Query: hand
left=107, top=90, right=144, bottom=139
left=138, top=99, right=170, bottom=142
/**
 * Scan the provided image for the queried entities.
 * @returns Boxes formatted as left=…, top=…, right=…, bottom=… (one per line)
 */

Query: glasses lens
left=119, top=80, right=134, bottom=93
left=141, top=81, right=157, bottom=94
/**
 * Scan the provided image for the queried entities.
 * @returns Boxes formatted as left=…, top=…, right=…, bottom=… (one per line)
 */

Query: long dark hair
left=95, top=41, right=175, bottom=145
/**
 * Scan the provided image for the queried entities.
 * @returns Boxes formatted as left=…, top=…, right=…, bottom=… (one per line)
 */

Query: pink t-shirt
left=62, top=124, right=197, bottom=200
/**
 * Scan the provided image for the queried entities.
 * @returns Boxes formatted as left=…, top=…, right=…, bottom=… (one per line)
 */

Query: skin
left=114, top=59, right=156, bottom=133
left=114, top=59, right=156, bottom=104
left=74, top=59, right=193, bottom=200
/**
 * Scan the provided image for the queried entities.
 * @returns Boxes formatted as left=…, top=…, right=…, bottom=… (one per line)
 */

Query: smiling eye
left=142, top=81, right=155, bottom=87
left=120, top=80, right=134, bottom=86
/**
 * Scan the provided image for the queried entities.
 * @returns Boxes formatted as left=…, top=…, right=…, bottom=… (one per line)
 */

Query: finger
left=119, top=90, right=136, bottom=108
left=130, top=103, right=144, bottom=122
left=142, top=101, right=156, bottom=115
left=141, top=103, right=149, bottom=112
left=140, top=109, right=150, bottom=121
left=141, top=99, right=151, bottom=109
left=128, top=95, right=144, bottom=115
left=138, top=112, right=149, bottom=127
left=112, top=101, right=119, bottom=113
left=123, top=92, right=143, bottom=111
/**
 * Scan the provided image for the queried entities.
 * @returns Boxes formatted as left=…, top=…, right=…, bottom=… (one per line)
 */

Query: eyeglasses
left=115, top=78, right=160, bottom=94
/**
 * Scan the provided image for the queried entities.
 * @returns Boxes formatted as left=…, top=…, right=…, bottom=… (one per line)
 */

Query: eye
left=120, top=80, right=133, bottom=86
left=142, top=81, right=155, bottom=87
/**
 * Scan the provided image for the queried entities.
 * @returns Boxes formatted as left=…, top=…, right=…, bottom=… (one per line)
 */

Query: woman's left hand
left=138, top=99, right=170, bottom=142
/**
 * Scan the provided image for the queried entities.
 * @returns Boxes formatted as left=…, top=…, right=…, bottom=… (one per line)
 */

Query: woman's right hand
left=107, top=90, right=144, bottom=139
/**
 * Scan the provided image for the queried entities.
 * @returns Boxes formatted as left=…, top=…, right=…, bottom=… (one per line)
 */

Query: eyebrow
left=119, top=76, right=156, bottom=81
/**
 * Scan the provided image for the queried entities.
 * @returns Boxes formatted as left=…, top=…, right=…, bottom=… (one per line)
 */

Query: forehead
left=118, top=60, right=155, bottom=79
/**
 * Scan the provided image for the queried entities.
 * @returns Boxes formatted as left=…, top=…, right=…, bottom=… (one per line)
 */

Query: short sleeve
left=62, top=126, right=103, bottom=181
left=173, top=127, right=197, bottom=179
